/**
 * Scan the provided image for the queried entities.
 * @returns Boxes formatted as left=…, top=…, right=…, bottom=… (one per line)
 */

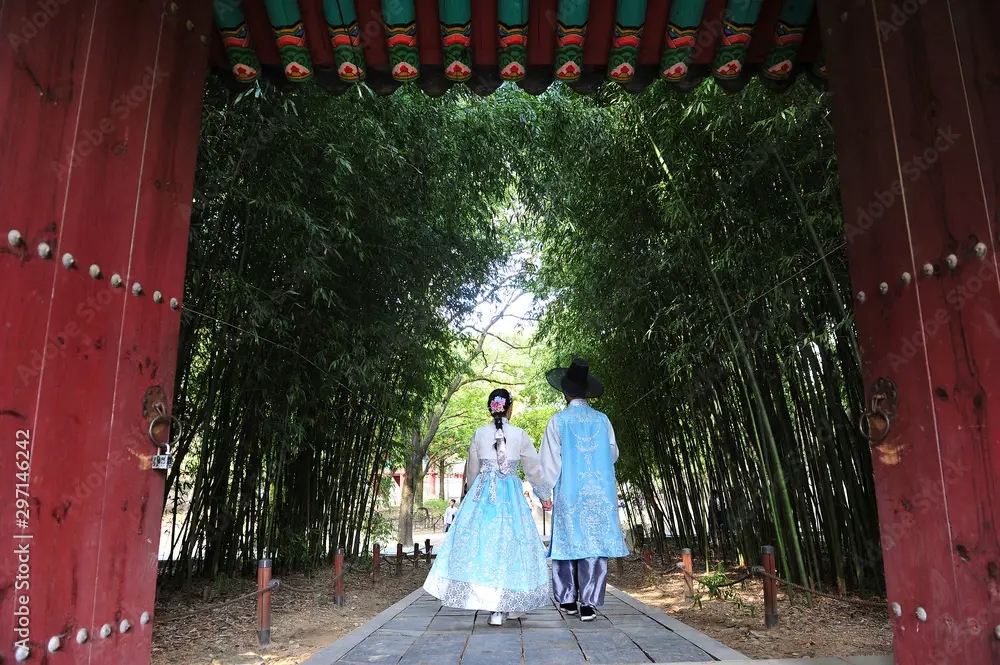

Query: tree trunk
left=397, top=464, right=416, bottom=546
left=415, top=462, right=425, bottom=508
left=398, top=426, right=424, bottom=544
left=439, top=460, right=446, bottom=498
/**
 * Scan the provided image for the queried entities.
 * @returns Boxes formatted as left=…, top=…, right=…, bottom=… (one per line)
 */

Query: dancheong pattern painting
left=209, top=0, right=825, bottom=96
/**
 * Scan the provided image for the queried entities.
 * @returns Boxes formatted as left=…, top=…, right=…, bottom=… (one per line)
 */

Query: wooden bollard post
left=373, top=543, right=381, bottom=583
left=616, top=557, right=624, bottom=577
left=257, top=559, right=272, bottom=647
left=413, top=543, right=420, bottom=568
left=334, top=548, right=345, bottom=607
left=643, top=543, right=653, bottom=571
left=396, top=543, right=403, bottom=576
left=681, top=548, right=694, bottom=598
left=762, top=546, right=779, bottom=628
left=425, top=538, right=432, bottom=564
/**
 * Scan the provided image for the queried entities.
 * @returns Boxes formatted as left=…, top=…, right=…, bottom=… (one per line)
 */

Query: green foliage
left=368, top=510, right=397, bottom=548
left=701, top=562, right=730, bottom=599
left=167, top=72, right=877, bottom=601
left=423, top=498, right=451, bottom=518
left=428, top=332, right=558, bottom=462
left=517, top=79, right=880, bottom=595
left=164, top=79, right=535, bottom=578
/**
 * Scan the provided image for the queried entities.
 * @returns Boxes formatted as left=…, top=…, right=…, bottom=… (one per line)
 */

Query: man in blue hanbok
left=539, top=358, right=629, bottom=621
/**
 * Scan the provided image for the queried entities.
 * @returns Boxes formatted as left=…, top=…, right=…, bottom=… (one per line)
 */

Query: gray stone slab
left=621, top=628, right=711, bottom=663
left=566, top=616, right=614, bottom=630
left=395, top=607, right=438, bottom=617
left=306, top=576, right=761, bottom=665
left=520, top=617, right=569, bottom=629
left=462, top=632, right=522, bottom=665
left=599, top=607, right=643, bottom=616
left=572, top=630, right=651, bottom=664
left=522, top=613, right=563, bottom=622
left=382, top=616, right=435, bottom=633
left=524, top=645, right=586, bottom=665
left=600, top=599, right=630, bottom=605
left=427, top=615, right=476, bottom=632
left=521, top=627, right=576, bottom=644
left=605, top=614, right=667, bottom=630
left=337, top=630, right=419, bottom=664
left=525, top=606, right=561, bottom=615
left=466, top=632, right=522, bottom=648
left=398, top=633, right=468, bottom=665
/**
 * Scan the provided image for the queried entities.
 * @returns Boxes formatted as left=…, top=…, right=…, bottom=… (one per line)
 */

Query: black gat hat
left=545, top=357, right=604, bottom=398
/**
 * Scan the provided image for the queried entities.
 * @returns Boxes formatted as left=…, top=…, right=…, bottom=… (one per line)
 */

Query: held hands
left=542, top=500, right=553, bottom=511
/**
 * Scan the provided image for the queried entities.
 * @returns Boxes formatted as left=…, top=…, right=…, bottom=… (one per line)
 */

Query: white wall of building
left=388, top=460, right=466, bottom=506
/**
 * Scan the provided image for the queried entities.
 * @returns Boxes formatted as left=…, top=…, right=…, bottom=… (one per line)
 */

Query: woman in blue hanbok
left=423, top=389, right=553, bottom=626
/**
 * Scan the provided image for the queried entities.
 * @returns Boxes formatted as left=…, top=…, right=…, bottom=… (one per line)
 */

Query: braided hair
left=487, top=388, right=512, bottom=451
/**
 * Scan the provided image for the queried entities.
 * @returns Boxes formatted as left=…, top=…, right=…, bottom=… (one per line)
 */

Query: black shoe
left=580, top=606, right=596, bottom=622
left=560, top=602, right=578, bottom=615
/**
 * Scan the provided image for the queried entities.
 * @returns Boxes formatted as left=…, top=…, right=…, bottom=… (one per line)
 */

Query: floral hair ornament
left=489, top=396, right=507, bottom=414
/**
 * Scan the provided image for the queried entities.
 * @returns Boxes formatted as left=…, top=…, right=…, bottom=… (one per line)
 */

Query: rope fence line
left=157, top=543, right=434, bottom=634
left=612, top=543, right=889, bottom=633
left=156, top=557, right=358, bottom=648
left=750, top=566, right=886, bottom=607
left=156, top=542, right=886, bottom=643
left=653, top=546, right=888, bottom=632
left=671, top=559, right=883, bottom=607
left=281, top=563, right=353, bottom=595
left=157, top=579, right=282, bottom=624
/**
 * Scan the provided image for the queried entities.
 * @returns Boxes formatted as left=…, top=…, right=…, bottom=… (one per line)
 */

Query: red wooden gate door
left=820, top=1, right=1000, bottom=663
left=0, top=1, right=209, bottom=663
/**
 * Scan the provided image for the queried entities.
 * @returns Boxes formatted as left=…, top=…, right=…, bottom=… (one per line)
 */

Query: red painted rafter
left=583, top=0, right=616, bottom=67
left=690, top=0, right=724, bottom=65
left=242, top=0, right=283, bottom=68
left=638, top=0, right=670, bottom=67
left=527, top=0, right=558, bottom=67
left=300, top=0, right=336, bottom=67
left=797, top=12, right=822, bottom=67
left=356, top=0, right=390, bottom=68
left=471, top=0, right=499, bottom=66
left=745, top=0, right=785, bottom=65
left=415, top=0, right=443, bottom=66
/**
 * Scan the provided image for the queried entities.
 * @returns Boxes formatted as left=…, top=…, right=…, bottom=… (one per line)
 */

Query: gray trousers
left=552, top=558, right=608, bottom=607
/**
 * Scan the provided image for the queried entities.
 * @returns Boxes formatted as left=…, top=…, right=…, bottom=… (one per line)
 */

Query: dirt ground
left=613, top=557, right=893, bottom=660
left=151, top=556, right=892, bottom=664
left=151, top=565, right=426, bottom=665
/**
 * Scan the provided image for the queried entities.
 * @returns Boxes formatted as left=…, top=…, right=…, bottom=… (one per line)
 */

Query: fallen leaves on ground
left=613, top=555, right=892, bottom=661
left=152, top=565, right=427, bottom=665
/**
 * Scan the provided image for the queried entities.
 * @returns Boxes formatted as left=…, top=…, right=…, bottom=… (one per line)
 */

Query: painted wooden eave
left=209, top=0, right=827, bottom=96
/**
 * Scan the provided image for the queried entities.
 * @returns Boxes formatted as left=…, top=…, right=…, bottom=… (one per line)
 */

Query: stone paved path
left=303, top=585, right=749, bottom=665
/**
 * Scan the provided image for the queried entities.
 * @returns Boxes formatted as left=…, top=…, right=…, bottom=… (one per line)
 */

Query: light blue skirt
left=423, top=464, right=550, bottom=612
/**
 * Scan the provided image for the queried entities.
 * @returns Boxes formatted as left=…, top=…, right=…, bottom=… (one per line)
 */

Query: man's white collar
left=569, top=399, right=587, bottom=406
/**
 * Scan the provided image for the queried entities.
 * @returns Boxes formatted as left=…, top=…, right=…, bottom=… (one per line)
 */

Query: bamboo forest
left=161, top=72, right=876, bottom=605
